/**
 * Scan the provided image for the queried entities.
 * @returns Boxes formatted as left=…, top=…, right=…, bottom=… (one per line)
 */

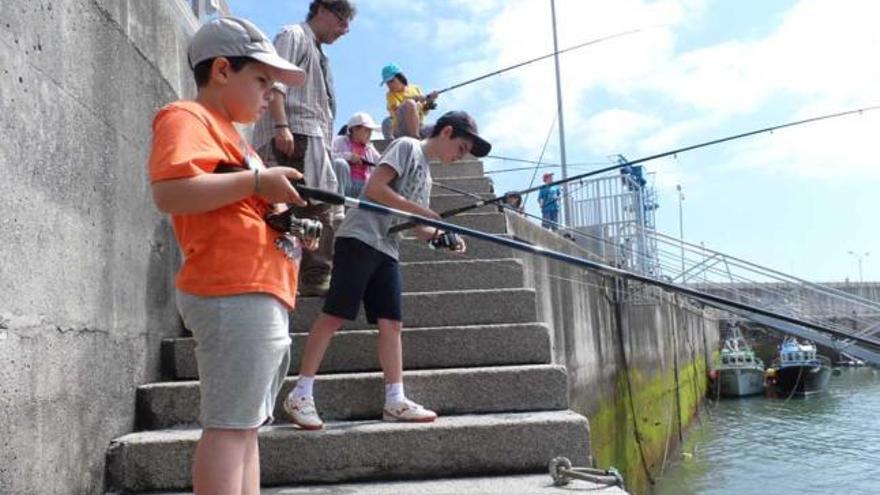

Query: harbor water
left=653, top=367, right=880, bottom=495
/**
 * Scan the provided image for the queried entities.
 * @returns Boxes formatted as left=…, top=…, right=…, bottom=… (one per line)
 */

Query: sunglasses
left=323, top=5, right=350, bottom=28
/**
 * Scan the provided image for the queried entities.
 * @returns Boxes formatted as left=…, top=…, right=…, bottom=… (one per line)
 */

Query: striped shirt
left=253, top=22, right=334, bottom=151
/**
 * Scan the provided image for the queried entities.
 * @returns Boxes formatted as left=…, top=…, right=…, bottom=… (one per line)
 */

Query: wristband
left=274, top=124, right=290, bottom=129
left=254, top=169, right=261, bottom=194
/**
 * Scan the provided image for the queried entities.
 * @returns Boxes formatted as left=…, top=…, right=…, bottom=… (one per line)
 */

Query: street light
left=677, top=184, right=685, bottom=278
left=848, top=251, right=870, bottom=283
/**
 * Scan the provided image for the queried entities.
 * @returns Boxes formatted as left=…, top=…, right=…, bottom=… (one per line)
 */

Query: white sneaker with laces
left=383, top=398, right=437, bottom=423
left=283, top=394, right=324, bottom=430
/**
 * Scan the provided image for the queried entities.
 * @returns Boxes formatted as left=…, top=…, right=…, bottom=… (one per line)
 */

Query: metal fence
left=560, top=165, right=880, bottom=356
left=567, top=166, right=660, bottom=277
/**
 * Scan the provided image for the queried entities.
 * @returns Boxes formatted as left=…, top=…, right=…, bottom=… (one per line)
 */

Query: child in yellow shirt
left=380, top=63, right=438, bottom=139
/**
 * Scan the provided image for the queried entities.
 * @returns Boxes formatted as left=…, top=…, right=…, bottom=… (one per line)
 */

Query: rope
left=609, top=279, right=656, bottom=485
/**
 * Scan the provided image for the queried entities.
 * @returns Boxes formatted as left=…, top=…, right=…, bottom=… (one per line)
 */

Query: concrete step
left=430, top=176, right=493, bottom=195
left=107, top=410, right=591, bottom=492
left=291, top=288, right=537, bottom=332
left=138, top=364, right=569, bottom=429
left=129, top=474, right=628, bottom=494
left=429, top=193, right=498, bottom=213
left=165, top=323, right=553, bottom=380
left=402, top=258, right=523, bottom=292
left=399, top=234, right=517, bottom=262
left=430, top=160, right=484, bottom=179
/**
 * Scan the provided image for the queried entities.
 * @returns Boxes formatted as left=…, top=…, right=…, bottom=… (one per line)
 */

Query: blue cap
left=380, top=63, right=402, bottom=86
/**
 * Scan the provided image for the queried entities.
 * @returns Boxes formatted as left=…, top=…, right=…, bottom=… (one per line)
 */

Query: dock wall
left=0, top=1, right=193, bottom=492
left=507, top=213, right=720, bottom=493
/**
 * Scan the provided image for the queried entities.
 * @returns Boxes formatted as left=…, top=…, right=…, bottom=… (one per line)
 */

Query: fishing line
left=292, top=183, right=880, bottom=353
left=433, top=26, right=661, bottom=96
left=391, top=105, right=880, bottom=233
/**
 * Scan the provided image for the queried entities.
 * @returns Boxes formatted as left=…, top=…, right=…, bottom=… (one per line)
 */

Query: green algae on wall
left=590, top=355, right=713, bottom=494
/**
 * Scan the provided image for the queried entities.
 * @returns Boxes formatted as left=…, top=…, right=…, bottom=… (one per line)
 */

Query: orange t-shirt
left=148, top=100, right=298, bottom=309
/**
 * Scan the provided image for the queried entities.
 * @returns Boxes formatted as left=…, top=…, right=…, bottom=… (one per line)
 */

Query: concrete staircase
left=105, top=159, right=607, bottom=493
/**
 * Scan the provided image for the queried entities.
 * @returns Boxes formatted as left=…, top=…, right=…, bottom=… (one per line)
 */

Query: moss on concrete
left=589, top=355, right=712, bottom=494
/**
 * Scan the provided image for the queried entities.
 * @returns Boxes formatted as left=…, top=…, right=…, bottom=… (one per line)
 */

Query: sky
left=226, top=0, right=880, bottom=283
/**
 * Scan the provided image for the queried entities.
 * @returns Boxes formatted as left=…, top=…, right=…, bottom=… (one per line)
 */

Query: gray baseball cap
left=188, top=16, right=305, bottom=87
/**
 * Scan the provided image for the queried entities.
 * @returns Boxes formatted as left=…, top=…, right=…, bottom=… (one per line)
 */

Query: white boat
left=714, top=326, right=765, bottom=397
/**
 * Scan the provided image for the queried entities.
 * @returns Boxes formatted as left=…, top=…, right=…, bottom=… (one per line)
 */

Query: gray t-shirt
left=337, top=137, right=432, bottom=260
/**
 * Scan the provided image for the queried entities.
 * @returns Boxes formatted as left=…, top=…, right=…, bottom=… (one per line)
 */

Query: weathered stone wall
left=0, top=1, right=192, bottom=492
left=505, top=213, right=719, bottom=494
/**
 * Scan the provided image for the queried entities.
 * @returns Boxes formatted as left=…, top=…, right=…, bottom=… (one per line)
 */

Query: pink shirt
left=331, top=135, right=381, bottom=182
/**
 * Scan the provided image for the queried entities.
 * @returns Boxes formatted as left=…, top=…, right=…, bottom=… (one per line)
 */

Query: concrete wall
left=0, top=1, right=193, bottom=493
left=505, top=213, right=719, bottom=494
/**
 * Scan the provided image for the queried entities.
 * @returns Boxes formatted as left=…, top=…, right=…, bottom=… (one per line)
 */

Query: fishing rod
left=390, top=104, right=880, bottom=233
left=485, top=155, right=605, bottom=167
left=484, top=163, right=608, bottom=175
left=431, top=26, right=657, bottom=97
left=293, top=183, right=880, bottom=352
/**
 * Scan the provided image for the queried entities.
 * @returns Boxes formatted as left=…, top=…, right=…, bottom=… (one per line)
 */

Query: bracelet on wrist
left=274, top=124, right=290, bottom=129
left=253, top=169, right=261, bottom=195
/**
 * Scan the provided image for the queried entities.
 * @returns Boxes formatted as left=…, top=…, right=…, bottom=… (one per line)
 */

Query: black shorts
left=322, top=237, right=403, bottom=323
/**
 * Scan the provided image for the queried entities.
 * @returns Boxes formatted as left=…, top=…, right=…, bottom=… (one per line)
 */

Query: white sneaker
left=283, top=394, right=324, bottom=430
left=383, top=398, right=437, bottom=423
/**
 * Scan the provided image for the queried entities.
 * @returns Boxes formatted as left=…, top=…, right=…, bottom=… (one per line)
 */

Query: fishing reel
left=424, top=93, right=438, bottom=111
left=428, top=231, right=464, bottom=251
left=265, top=208, right=323, bottom=244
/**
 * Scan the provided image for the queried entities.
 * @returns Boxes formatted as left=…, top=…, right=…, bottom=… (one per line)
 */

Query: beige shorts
left=176, top=291, right=291, bottom=429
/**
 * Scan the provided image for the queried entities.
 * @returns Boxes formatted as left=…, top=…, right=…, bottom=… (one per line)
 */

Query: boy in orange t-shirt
left=148, top=17, right=307, bottom=494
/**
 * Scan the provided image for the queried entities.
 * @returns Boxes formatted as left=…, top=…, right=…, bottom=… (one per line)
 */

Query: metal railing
left=552, top=166, right=880, bottom=358
left=567, top=170, right=660, bottom=277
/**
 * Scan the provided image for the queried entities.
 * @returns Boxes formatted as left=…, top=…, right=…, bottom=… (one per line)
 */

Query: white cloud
left=362, top=0, right=428, bottom=15
left=448, top=0, right=880, bottom=181
left=433, top=19, right=479, bottom=50
left=584, top=109, right=661, bottom=151
left=723, top=109, right=880, bottom=180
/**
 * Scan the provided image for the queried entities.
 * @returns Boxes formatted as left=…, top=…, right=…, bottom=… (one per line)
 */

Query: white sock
left=293, top=375, right=315, bottom=399
left=385, top=382, right=405, bottom=404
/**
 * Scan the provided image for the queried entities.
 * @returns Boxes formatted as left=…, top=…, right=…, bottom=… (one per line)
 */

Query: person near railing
left=503, top=191, right=525, bottom=215
left=538, top=172, right=561, bottom=230
left=252, top=0, right=357, bottom=297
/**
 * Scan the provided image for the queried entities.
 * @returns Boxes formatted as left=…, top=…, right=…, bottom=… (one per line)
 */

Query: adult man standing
left=253, top=0, right=356, bottom=296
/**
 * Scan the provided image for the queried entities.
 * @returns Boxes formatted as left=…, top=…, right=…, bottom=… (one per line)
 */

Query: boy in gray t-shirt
left=283, top=111, right=492, bottom=429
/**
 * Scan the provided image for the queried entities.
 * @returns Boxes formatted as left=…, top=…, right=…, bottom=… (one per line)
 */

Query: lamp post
left=848, top=251, right=870, bottom=283
left=549, top=0, right=571, bottom=229
left=677, top=184, right=685, bottom=278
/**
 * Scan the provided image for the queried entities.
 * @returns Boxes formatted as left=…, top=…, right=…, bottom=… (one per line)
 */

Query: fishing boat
left=769, top=337, right=832, bottom=396
left=713, top=326, right=765, bottom=397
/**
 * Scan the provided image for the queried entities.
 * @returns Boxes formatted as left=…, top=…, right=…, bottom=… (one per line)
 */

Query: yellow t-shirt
left=386, top=84, right=428, bottom=130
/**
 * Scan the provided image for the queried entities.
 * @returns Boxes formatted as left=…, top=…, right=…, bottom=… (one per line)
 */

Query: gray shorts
left=176, top=290, right=292, bottom=429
